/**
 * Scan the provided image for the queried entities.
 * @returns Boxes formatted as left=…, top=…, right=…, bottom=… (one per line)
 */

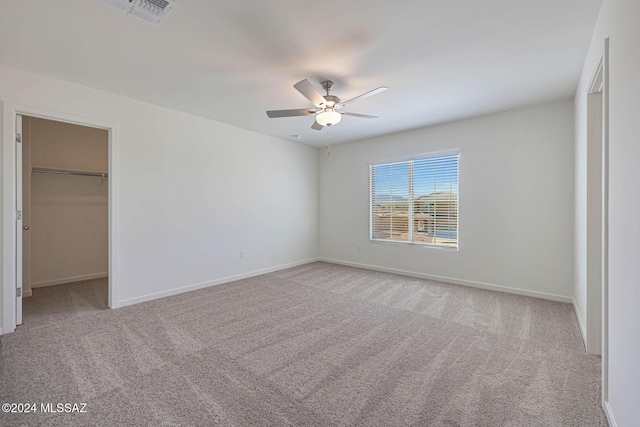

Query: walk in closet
left=20, top=116, right=108, bottom=320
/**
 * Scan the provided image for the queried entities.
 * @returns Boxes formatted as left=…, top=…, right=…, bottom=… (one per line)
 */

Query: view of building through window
left=370, top=154, right=459, bottom=248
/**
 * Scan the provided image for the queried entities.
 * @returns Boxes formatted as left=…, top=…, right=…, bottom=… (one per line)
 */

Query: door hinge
left=16, top=133, right=22, bottom=144
left=16, top=288, right=22, bottom=298
left=17, top=210, right=22, bottom=220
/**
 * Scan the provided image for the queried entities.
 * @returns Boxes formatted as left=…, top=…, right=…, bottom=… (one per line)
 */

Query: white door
left=16, top=114, right=23, bottom=325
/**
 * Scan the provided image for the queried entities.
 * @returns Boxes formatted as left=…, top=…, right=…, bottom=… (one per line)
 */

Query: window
left=370, top=153, right=459, bottom=248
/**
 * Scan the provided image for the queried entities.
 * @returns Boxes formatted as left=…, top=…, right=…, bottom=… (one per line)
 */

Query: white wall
left=29, top=116, right=109, bottom=288
left=319, top=100, right=575, bottom=301
left=1, top=65, right=319, bottom=331
left=30, top=116, right=108, bottom=171
left=607, top=0, right=640, bottom=420
left=576, top=0, right=640, bottom=424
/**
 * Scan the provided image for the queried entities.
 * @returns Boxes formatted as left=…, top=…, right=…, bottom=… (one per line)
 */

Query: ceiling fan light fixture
left=316, top=109, right=342, bottom=126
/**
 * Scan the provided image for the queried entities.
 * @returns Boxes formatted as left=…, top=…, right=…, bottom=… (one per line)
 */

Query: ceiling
left=0, top=0, right=602, bottom=148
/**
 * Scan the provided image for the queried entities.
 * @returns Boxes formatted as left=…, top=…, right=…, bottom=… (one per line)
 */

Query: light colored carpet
left=1, top=262, right=606, bottom=426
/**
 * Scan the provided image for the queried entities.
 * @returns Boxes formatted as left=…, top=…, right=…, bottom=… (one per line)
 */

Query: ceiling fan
left=266, top=79, right=387, bottom=130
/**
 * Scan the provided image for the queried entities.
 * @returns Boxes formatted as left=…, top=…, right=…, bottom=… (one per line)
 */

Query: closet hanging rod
left=32, top=167, right=108, bottom=178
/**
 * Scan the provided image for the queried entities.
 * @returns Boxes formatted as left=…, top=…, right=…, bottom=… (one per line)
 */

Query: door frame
left=600, top=37, right=610, bottom=410
left=2, top=103, right=120, bottom=334
left=584, top=38, right=610, bottom=409
left=15, top=114, right=23, bottom=325
left=585, top=59, right=604, bottom=355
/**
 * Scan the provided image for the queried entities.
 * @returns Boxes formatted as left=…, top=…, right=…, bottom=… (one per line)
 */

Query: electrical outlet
left=240, top=250, right=245, bottom=259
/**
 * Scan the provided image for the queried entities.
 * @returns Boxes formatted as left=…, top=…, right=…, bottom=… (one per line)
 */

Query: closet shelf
left=31, top=166, right=108, bottom=178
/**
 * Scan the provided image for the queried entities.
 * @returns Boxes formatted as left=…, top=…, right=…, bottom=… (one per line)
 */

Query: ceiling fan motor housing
left=323, top=95, right=341, bottom=108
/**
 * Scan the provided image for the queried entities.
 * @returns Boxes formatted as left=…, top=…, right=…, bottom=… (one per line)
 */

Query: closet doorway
left=17, top=115, right=109, bottom=326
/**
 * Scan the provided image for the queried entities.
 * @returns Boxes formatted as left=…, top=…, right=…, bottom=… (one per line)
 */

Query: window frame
left=369, top=152, right=460, bottom=250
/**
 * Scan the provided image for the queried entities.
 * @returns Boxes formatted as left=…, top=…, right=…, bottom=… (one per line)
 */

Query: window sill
left=369, top=239, right=458, bottom=251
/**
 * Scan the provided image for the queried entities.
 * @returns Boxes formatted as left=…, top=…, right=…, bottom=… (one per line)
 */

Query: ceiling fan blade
left=311, top=120, right=324, bottom=131
left=294, top=79, right=326, bottom=107
left=341, top=112, right=379, bottom=119
left=341, top=86, right=388, bottom=106
left=266, top=108, right=316, bottom=118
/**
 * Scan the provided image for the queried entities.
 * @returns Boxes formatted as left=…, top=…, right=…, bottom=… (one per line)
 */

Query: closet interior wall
left=24, top=116, right=108, bottom=294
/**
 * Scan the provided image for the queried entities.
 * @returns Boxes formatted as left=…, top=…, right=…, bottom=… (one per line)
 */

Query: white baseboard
left=572, top=297, right=587, bottom=346
left=604, top=400, right=617, bottom=427
left=318, top=258, right=573, bottom=303
left=23, top=288, right=32, bottom=298
left=118, top=258, right=319, bottom=308
left=0, top=327, right=3, bottom=336
left=31, top=272, right=108, bottom=288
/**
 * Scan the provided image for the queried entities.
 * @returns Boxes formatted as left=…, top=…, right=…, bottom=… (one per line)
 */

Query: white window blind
left=370, top=154, right=459, bottom=248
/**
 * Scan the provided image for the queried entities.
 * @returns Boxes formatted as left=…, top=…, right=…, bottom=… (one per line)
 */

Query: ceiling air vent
left=99, top=0, right=176, bottom=26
